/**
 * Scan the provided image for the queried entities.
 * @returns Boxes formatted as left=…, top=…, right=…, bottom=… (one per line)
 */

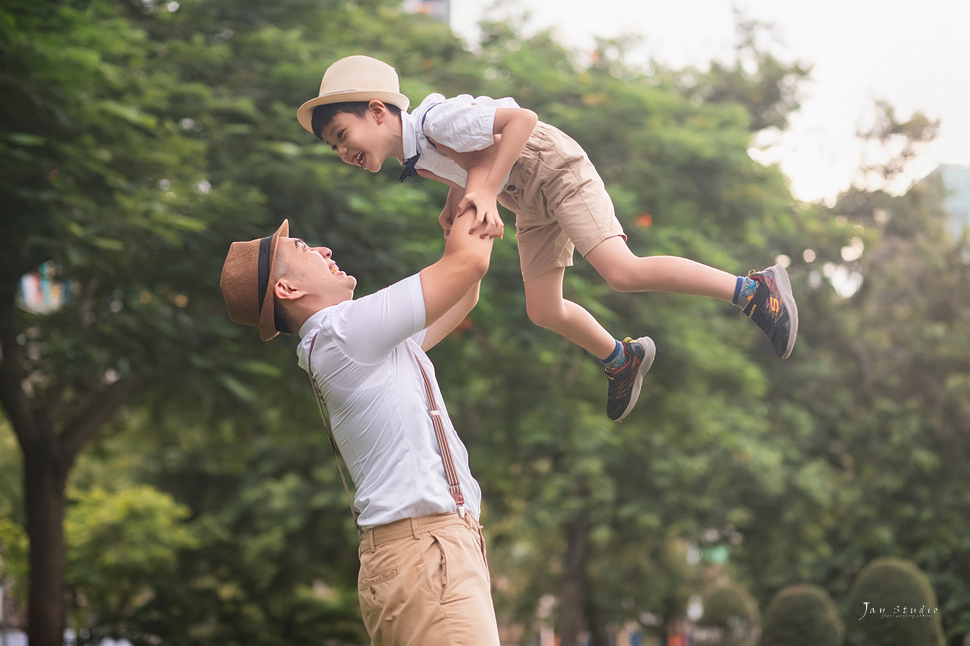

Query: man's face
left=278, top=236, right=357, bottom=293
left=320, top=108, right=391, bottom=173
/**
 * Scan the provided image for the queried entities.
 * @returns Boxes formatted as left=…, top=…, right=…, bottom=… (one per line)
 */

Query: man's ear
left=273, top=277, right=304, bottom=302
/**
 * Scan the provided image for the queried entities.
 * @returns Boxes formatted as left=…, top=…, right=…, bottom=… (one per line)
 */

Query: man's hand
left=438, top=206, right=455, bottom=238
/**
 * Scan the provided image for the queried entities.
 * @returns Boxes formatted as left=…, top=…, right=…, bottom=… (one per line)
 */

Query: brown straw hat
left=296, top=55, right=410, bottom=134
left=220, top=219, right=289, bottom=341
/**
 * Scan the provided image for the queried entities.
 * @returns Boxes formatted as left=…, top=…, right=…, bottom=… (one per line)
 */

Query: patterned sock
left=601, top=340, right=626, bottom=372
left=733, top=275, right=758, bottom=307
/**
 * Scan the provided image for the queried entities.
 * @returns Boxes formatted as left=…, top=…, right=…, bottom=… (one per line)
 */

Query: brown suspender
left=306, top=334, right=362, bottom=537
left=412, top=349, right=466, bottom=517
left=305, top=334, right=466, bottom=535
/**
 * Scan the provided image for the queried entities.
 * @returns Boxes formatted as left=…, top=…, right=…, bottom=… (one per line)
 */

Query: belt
left=359, top=512, right=479, bottom=552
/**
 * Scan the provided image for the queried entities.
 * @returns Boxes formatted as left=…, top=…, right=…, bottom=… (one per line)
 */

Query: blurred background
left=1, top=0, right=967, bottom=645
left=450, top=0, right=970, bottom=205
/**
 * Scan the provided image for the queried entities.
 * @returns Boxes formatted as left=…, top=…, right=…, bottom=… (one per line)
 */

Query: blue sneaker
left=605, top=336, right=656, bottom=421
left=741, top=264, right=798, bottom=359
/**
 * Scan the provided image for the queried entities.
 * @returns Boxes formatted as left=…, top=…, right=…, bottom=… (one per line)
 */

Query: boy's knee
left=525, top=303, right=556, bottom=329
left=525, top=307, right=548, bottom=328
left=601, top=270, right=638, bottom=293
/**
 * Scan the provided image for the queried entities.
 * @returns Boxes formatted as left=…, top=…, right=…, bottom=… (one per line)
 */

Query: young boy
left=296, top=55, right=798, bottom=422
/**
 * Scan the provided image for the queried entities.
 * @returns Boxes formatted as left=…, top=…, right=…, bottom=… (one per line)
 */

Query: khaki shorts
left=498, top=122, right=626, bottom=282
left=357, top=513, right=500, bottom=646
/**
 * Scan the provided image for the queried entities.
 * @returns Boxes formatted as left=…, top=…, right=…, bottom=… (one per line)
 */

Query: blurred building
left=918, top=163, right=970, bottom=240
left=17, top=261, right=73, bottom=313
left=402, top=0, right=449, bottom=23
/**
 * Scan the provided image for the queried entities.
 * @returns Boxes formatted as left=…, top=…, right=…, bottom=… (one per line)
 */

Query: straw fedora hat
left=220, top=219, right=289, bottom=341
left=297, top=55, right=410, bottom=134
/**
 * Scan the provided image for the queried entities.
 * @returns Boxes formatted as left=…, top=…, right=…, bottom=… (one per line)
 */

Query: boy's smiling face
left=320, top=102, right=398, bottom=173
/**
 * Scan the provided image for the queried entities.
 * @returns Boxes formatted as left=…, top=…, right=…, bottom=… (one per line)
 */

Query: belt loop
left=410, top=517, right=420, bottom=540
left=358, top=529, right=372, bottom=553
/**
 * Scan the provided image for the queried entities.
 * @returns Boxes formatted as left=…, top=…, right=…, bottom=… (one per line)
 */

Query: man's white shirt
left=296, top=273, right=482, bottom=529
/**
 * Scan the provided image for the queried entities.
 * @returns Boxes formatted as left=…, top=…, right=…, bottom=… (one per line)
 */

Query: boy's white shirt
left=295, top=273, right=482, bottom=529
left=402, top=93, right=519, bottom=190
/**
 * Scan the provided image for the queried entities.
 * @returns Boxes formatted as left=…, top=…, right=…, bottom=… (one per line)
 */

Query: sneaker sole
left=767, top=264, right=798, bottom=359
left=614, top=336, right=656, bottom=422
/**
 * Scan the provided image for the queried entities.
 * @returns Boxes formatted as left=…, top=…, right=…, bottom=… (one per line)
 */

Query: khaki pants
left=357, top=513, right=500, bottom=646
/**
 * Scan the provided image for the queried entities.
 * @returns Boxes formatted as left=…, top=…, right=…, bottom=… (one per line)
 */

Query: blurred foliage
left=844, top=557, right=946, bottom=646
left=65, top=486, right=197, bottom=643
left=0, top=0, right=968, bottom=645
left=758, top=584, right=843, bottom=646
left=697, top=582, right=759, bottom=646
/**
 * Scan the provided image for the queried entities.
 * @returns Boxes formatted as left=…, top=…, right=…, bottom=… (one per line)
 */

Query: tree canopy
left=1, top=1, right=967, bottom=645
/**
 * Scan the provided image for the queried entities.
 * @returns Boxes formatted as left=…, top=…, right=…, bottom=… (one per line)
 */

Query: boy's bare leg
left=584, top=236, right=736, bottom=300
left=524, top=267, right=657, bottom=421
left=585, top=236, right=798, bottom=360
left=523, top=267, right=617, bottom=360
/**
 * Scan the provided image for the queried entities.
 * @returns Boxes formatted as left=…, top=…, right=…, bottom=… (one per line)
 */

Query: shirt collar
left=298, top=309, right=328, bottom=340
left=400, top=109, right=417, bottom=164
left=400, top=93, right=447, bottom=165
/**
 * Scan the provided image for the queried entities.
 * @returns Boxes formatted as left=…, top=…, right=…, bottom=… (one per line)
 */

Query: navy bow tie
left=399, top=154, right=420, bottom=182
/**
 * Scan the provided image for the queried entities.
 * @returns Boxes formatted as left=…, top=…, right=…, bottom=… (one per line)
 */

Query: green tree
left=0, top=0, right=463, bottom=639
left=8, top=2, right=967, bottom=644
left=759, top=584, right=843, bottom=646
left=724, top=100, right=970, bottom=645
left=845, top=557, right=945, bottom=646
left=697, top=582, right=759, bottom=646
left=433, top=15, right=807, bottom=645
left=0, top=1, right=226, bottom=642
left=697, top=14, right=810, bottom=133
left=64, top=486, right=197, bottom=642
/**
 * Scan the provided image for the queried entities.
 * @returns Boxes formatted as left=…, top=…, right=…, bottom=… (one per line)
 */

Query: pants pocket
left=478, top=527, right=492, bottom=588
left=430, top=526, right=492, bottom=604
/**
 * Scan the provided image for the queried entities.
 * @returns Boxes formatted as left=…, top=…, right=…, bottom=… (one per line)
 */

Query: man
left=219, top=209, right=499, bottom=646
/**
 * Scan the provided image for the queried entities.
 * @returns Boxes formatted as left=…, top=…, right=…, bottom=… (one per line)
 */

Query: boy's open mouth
left=353, top=152, right=364, bottom=166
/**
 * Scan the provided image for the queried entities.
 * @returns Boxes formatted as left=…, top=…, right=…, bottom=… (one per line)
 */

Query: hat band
left=257, top=235, right=272, bottom=313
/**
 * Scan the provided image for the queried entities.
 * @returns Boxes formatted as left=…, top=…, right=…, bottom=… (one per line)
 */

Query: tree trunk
left=24, top=444, right=67, bottom=646
left=585, top=586, right=609, bottom=646
left=558, top=514, right=590, bottom=646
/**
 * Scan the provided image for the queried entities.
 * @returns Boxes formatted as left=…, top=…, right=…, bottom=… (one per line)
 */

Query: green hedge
left=699, top=582, right=759, bottom=646
left=758, top=584, right=842, bottom=646
left=844, top=557, right=944, bottom=646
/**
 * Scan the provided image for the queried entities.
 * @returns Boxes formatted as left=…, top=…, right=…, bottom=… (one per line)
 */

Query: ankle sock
left=601, top=340, right=626, bottom=371
left=733, top=275, right=758, bottom=306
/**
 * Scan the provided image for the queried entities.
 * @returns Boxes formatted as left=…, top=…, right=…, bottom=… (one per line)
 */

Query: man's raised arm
left=419, top=210, right=494, bottom=332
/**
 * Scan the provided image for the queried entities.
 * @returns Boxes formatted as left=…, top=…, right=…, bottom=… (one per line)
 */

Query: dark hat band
left=257, top=235, right=272, bottom=313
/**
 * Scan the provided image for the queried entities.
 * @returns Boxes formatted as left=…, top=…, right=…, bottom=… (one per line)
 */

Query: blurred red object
left=635, top=214, right=653, bottom=228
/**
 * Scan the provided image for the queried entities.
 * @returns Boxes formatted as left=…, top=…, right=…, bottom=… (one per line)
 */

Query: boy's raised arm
left=455, top=107, right=537, bottom=237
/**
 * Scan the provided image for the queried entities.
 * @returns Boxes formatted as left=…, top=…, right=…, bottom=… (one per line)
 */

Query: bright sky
left=450, top=0, right=970, bottom=204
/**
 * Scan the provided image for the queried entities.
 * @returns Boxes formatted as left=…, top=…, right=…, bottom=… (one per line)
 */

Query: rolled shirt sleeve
left=423, top=94, right=520, bottom=152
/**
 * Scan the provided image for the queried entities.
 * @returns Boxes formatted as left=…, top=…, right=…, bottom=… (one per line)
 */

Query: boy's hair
left=310, top=101, right=401, bottom=142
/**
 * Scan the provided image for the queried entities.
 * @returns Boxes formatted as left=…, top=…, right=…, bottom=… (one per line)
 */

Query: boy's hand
left=457, top=191, right=504, bottom=239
